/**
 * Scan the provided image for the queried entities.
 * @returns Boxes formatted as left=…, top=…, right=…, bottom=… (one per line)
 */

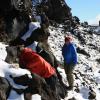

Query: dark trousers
left=64, top=62, right=76, bottom=88
left=45, top=74, right=57, bottom=91
left=45, top=75, right=60, bottom=100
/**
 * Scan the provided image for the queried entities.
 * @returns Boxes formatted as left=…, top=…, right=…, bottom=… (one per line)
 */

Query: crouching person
left=17, top=47, right=59, bottom=99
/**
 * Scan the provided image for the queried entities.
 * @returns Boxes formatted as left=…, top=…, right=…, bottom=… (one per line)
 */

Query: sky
left=66, top=0, right=100, bottom=25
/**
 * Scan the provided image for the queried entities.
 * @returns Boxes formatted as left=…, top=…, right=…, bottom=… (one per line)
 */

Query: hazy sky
left=66, top=0, right=100, bottom=25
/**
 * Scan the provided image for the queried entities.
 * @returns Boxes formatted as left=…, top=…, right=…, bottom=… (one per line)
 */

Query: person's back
left=62, top=41, right=77, bottom=65
left=19, top=47, right=58, bottom=96
left=19, top=48, right=56, bottom=78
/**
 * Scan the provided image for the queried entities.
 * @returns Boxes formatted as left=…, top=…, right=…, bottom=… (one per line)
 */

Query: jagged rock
left=74, top=83, right=80, bottom=93
left=45, top=0, right=72, bottom=23
left=76, top=33, right=86, bottom=44
left=81, top=82, right=86, bottom=86
left=68, top=97, right=77, bottom=100
left=74, top=73, right=79, bottom=79
left=96, top=58, right=100, bottom=64
left=0, top=0, right=73, bottom=41
left=88, top=90, right=96, bottom=99
left=0, top=32, right=8, bottom=42
left=88, top=87, right=96, bottom=99
left=77, top=47, right=90, bottom=57
left=0, top=0, right=32, bottom=42
left=72, top=16, right=80, bottom=26
left=98, top=70, right=100, bottom=73
left=74, top=88, right=80, bottom=93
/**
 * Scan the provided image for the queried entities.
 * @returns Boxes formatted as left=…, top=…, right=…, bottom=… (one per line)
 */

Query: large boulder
left=45, top=0, right=72, bottom=23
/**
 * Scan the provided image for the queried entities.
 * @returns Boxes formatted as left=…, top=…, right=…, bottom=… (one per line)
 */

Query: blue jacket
left=62, top=43, right=78, bottom=64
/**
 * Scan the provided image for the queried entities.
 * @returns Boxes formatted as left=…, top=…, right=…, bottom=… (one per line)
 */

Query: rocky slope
left=48, top=24, right=100, bottom=100
left=0, top=0, right=100, bottom=99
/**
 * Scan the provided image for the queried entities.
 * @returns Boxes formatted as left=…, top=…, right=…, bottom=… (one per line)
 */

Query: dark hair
left=65, top=36, right=72, bottom=42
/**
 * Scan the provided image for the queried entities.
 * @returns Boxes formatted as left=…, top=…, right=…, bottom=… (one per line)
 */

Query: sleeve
left=71, top=44, right=78, bottom=64
left=62, top=45, right=70, bottom=64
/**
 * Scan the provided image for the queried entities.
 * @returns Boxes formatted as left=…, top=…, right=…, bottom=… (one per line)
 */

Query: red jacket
left=19, top=48, right=56, bottom=78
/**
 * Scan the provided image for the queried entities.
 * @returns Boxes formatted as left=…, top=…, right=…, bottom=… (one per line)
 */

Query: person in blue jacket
left=62, top=35, right=78, bottom=90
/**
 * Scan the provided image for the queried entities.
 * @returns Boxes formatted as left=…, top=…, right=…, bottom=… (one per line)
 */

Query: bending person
left=17, top=47, right=58, bottom=93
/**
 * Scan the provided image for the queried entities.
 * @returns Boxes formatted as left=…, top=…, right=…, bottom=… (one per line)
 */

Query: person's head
left=64, top=35, right=72, bottom=44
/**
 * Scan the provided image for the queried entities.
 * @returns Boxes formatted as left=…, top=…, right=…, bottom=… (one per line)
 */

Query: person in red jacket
left=18, top=47, right=57, bottom=92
